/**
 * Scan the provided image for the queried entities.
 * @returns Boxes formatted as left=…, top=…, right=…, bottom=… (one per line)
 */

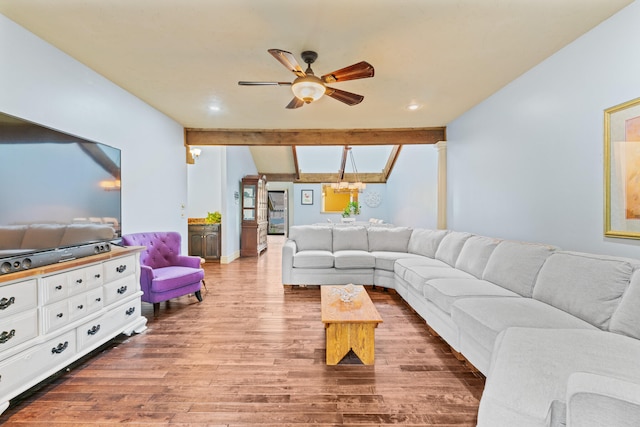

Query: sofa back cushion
left=332, top=226, right=368, bottom=251
left=368, top=227, right=413, bottom=252
left=483, top=240, right=555, bottom=297
left=610, top=269, right=640, bottom=339
left=533, top=251, right=639, bottom=330
left=289, top=225, right=333, bottom=252
left=455, top=235, right=501, bottom=278
left=408, top=229, right=449, bottom=258
left=434, top=231, right=472, bottom=266
left=0, top=225, right=28, bottom=250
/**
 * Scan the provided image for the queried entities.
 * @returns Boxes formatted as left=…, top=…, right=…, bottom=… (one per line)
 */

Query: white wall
left=291, top=183, right=389, bottom=226
left=0, top=15, right=189, bottom=250
left=222, top=146, right=257, bottom=262
left=446, top=1, right=640, bottom=258
left=386, top=144, right=439, bottom=228
left=187, top=146, right=224, bottom=217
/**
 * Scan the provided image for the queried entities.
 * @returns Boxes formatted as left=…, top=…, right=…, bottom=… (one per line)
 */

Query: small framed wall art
left=301, top=189, right=313, bottom=205
left=604, top=96, right=640, bottom=239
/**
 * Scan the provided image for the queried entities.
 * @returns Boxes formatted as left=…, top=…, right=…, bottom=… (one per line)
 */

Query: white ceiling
left=0, top=0, right=633, bottom=178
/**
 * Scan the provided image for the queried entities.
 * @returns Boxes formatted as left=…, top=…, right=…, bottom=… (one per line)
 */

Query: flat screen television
left=0, top=112, right=122, bottom=271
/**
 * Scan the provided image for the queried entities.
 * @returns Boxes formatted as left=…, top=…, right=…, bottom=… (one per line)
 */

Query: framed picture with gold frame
left=604, top=96, right=640, bottom=239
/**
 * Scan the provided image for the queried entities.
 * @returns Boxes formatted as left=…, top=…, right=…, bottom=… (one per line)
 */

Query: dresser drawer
left=103, top=275, right=137, bottom=306
left=0, top=279, right=37, bottom=320
left=68, top=287, right=104, bottom=322
left=83, top=264, right=104, bottom=290
left=103, top=255, right=136, bottom=283
left=77, top=298, right=141, bottom=352
left=41, top=300, right=70, bottom=334
left=0, top=330, right=76, bottom=399
left=40, top=272, right=70, bottom=305
left=0, top=309, right=38, bottom=354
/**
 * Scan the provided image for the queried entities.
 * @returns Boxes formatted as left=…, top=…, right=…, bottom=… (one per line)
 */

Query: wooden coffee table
left=321, top=285, right=383, bottom=365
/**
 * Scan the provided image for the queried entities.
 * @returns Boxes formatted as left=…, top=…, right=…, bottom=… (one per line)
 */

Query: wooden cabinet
left=241, top=175, right=268, bottom=257
left=0, top=247, right=147, bottom=415
left=188, top=224, right=221, bottom=261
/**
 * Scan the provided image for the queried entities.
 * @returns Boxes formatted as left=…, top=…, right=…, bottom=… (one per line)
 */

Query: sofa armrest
left=281, top=239, right=297, bottom=285
left=567, top=372, right=640, bottom=427
left=139, top=264, right=154, bottom=296
left=176, top=254, right=203, bottom=269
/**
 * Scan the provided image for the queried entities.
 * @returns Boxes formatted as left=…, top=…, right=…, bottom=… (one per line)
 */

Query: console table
left=0, top=246, right=147, bottom=415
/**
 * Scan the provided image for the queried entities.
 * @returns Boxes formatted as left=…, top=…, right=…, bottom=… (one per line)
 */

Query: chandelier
left=331, top=146, right=366, bottom=193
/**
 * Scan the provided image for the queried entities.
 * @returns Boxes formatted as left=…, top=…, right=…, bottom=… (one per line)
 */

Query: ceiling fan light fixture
left=291, top=75, right=325, bottom=103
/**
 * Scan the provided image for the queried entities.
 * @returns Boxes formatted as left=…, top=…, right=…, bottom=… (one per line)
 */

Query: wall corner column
left=435, top=141, right=447, bottom=230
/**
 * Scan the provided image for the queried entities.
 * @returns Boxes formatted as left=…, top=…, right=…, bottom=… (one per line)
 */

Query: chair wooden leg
left=195, top=290, right=203, bottom=302
left=153, top=303, right=160, bottom=317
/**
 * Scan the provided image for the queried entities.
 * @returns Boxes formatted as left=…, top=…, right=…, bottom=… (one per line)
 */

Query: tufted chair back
left=121, top=231, right=183, bottom=269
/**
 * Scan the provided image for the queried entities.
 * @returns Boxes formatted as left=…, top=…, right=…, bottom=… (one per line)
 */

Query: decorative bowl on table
left=331, top=283, right=362, bottom=303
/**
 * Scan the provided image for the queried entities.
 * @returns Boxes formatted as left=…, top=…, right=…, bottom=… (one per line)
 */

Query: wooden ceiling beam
left=185, top=127, right=445, bottom=146
left=382, top=145, right=402, bottom=180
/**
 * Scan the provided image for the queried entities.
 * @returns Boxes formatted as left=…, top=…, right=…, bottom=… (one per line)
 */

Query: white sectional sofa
left=281, top=225, right=640, bottom=427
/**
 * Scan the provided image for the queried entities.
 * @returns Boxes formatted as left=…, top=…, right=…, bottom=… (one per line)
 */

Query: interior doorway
left=267, top=190, right=287, bottom=235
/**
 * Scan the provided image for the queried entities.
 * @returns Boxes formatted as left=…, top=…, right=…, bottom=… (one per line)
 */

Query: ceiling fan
left=238, top=49, right=375, bottom=109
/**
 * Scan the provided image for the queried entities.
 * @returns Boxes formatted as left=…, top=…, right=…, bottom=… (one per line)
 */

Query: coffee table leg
left=325, top=323, right=377, bottom=365
left=351, top=323, right=376, bottom=365
left=325, top=323, right=350, bottom=365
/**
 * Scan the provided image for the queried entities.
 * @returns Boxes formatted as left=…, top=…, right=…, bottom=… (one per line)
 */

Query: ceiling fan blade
left=321, top=61, right=375, bottom=83
left=286, top=97, right=305, bottom=109
left=268, top=49, right=306, bottom=77
left=325, top=87, right=364, bottom=106
left=238, top=81, right=292, bottom=86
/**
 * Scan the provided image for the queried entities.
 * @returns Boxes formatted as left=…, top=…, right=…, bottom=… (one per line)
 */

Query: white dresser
left=0, top=246, right=147, bottom=415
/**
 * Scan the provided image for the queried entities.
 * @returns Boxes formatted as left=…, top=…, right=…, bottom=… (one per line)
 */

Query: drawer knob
left=94, top=274, right=101, bottom=279
left=87, top=325, right=101, bottom=336
left=76, top=279, right=83, bottom=284
left=56, top=313, right=64, bottom=318
left=55, top=285, right=63, bottom=290
left=77, top=304, right=84, bottom=310
left=117, top=286, right=128, bottom=295
left=125, top=307, right=136, bottom=316
left=0, top=329, right=16, bottom=344
left=51, top=341, right=69, bottom=354
left=0, top=296, right=15, bottom=310
left=95, top=297, right=102, bottom=302
left=116, top=265, right=127, bottom=273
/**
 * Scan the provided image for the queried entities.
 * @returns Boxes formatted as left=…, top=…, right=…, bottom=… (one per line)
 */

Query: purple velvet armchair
left=121, top=231, right=203, bottom=316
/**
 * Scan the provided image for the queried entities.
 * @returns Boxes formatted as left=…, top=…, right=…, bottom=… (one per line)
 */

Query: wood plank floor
left=0, top=236, right=484, bottom=426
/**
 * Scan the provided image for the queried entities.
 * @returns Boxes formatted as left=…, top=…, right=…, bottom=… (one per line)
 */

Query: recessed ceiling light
left=406, top=103, right=421, bottom=111
left=209, top=105, right=221, bottom=112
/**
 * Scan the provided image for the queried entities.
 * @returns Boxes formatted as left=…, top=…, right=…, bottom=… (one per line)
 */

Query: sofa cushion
left=332, top=226, right=369, bottom=252
left=434, top=231, right=473, bottom=266
left=0, top=225, right=28, bottom=250
left=533, top=251, right=639, bottom=330
left=334, top=250, right=375, bottom=269
left=370, top=251, right=424, bottom=271
left=394, top=257, right=449, bottom=280
left=289, top=225, right=333, bottom=252
left=403, top=266, right=474, bottom=293
left=451, top=297, right=597, bottom=354
left=367, top=227, right=413, bottom=252
left=407, top=228, right=449, bottom=258
left=20, top=224, right=66, bottom=249
left=478, top=328, right=640, bottom=427
left=423, top=278, right=519, bottom=315
left=482, top=240, right=556, bottom=297
left=292, top=250, right=334, bottom=268
left=610, top=269, right=640, bottom=339
left=454, top=235, right=501, bottom=278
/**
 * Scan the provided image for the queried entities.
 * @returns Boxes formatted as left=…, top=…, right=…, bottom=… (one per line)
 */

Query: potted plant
left=205, top=211, right=222, bottom=224
left=342, top=201, right=361, bottom=218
